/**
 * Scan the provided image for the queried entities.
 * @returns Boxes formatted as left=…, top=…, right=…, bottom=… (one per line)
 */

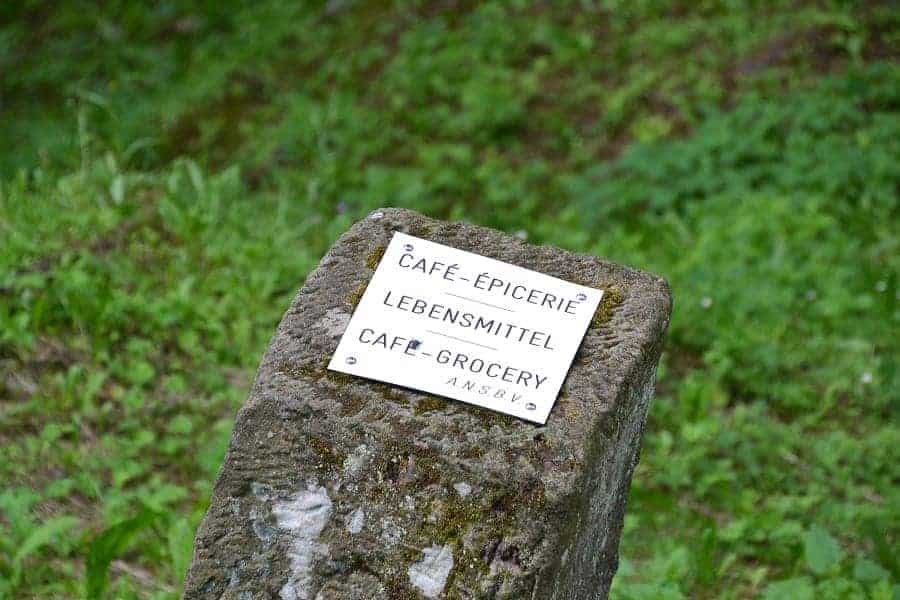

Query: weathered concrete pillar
left=184, top=208, right=671, bottom=599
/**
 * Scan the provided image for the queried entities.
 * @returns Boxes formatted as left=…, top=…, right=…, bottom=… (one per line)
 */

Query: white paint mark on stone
left=274, top=485, right=333, bottom=600
left=453, top=482, right=471, bottom=498
left=408, top=544, right=454, bottom=599
left=346, top=507, right=365, bottom=534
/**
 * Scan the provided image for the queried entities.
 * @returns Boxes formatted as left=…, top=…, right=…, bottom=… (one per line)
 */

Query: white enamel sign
left=328, top=233, right=603, bottom=424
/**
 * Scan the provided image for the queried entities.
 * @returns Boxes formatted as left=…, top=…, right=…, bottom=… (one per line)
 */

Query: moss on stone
left=430, top=499, right=483, bottom=542
left=275, top=358, right=410, bottom=413
left=421, top=484, right=542, bottom=591
left=324, top=370, right=356, bottom=387
left=470, top=405, right=518, bottom=431
left=337, top=390, right=367, bottom=417
left=590, top=286, right=625, bottom=328
left=274, top=361, right=306, bottom=379
left=308, top=436, right=345, bottom=472
left=365, top=244, right=387, bottom=270
left=375, top=436, right=443, bottom=487
left=372, top=383, right=410, bottom=406
left=461, top=446, right=484, bottom=459
left=346, top=281, right=369, bottom=308
left=414, top=395, right=448, bottom=415
left=383, top=572, right=420, bottom=600
left=275, top=360, right=327, bottom=381
left=409, top=222, right=440, bottom=238
left=455, top=540, right=493, bottom=584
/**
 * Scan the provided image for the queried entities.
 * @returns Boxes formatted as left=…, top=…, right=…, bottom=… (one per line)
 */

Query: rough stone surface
left=184, top=208, right=672, bottom=599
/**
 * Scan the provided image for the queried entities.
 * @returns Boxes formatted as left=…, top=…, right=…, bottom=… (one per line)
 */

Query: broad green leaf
left=804, top=525, right=844, bottom=575
left=868, top=581, right=895, bottom=600
left=853, top=558, right=889, bottom=583
left=127, top=361, right=156, bottom=386
left=762, top=577, right=815, bottom=600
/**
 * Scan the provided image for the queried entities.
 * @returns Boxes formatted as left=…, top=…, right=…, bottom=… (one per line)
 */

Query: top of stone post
left=185, top=207, right=671, bottom=599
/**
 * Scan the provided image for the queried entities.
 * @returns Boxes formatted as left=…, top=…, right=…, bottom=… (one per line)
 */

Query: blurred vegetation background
left=0, top=1, right=897, bottom=598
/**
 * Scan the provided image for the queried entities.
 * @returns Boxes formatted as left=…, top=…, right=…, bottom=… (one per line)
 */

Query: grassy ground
left=1, top=1, right=897, bottom=598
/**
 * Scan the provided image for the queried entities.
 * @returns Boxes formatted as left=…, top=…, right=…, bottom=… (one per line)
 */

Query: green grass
left=1, top=1, right=898, bottom=598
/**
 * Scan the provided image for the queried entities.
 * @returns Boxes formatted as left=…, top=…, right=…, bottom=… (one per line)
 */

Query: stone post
left=184, top=208, right=671, bottom=599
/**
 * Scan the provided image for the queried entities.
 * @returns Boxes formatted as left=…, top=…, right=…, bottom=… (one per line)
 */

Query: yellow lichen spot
left=365, top=244, right=387, bottom=270
left=308, top=436, right=345, bottom=471
left=347, top=281, right=369, bottom=308
left=415, top=396, right=447, bottom=415
left=591, top=286, right=624, bottom=329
